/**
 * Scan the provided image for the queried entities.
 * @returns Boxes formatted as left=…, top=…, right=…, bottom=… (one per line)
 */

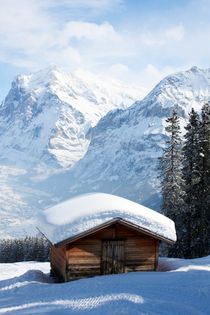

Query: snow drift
left=0, top=256, right=210, bottom=314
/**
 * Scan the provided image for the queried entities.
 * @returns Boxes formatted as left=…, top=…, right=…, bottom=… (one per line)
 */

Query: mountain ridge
left=0, top=65, right=210, bottom=237
left=0, top=66, right=142, bottom=170
left=55, top=66, right=210, bottom=209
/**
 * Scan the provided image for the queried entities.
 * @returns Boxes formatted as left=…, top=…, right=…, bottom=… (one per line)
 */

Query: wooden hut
left=40, top=193, right=176, bottom=282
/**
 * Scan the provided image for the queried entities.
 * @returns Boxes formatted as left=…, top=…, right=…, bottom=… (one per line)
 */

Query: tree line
left=159, top=103, right=210, bottom=258
left=0, top=236, right=49, bottom=263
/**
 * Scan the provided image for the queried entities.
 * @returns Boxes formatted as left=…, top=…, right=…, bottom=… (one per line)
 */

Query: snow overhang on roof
left=39, top=193, right=177, bottom=245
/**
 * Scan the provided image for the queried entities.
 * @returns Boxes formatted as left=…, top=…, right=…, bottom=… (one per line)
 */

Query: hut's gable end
left=58, top=222, right=159, bottom=281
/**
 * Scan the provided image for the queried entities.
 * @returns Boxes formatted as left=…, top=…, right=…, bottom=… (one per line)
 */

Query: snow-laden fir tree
left=197, top=103, right=210, bottom=255
left=0, top=236, right=49, bottom=262
left=182, top=108, right=203, bottom=258
left=159, top=108, right=186, bottom=257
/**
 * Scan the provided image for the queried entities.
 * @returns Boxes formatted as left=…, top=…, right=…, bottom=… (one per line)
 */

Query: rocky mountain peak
left=62, top=66, right=210, bottom=210
left=0, top=66, right=210, bottom=237
left=0, top=66, right=141, bottom=169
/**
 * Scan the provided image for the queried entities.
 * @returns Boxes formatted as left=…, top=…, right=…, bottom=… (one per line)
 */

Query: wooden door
left=101, top=240, right=125, bottom=275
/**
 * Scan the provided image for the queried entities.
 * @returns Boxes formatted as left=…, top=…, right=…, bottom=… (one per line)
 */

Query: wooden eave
left=53, top=217, right=175, bottom=247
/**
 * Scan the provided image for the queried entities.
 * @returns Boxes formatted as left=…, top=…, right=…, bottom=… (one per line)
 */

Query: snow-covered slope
left=0, top=257, right=210, bottom=314
left=0, top=66, right=142, bottom=238
left=0, top=66, right=141, bottom=169
left=1, top=66, right=210, bottom=238
left=58, top=66, right=210, bottom=209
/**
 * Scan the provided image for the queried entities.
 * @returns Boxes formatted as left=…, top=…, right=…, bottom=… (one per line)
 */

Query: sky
left=0, top=0, right=210, bottom=101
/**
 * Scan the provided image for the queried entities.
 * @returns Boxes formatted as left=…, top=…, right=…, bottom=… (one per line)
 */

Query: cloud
left=107, top=63, right=130, bottom=77
left=61, top=21, right=120, bottom=42
left=136, top=24, right=185, bottom=48
left=142, top=64, right=179, bottom=85
left=0, top=0, right=210, bottom=95
left=104, top=63, right=180, bottom=95
left=0, top=0, right=123, bottom=71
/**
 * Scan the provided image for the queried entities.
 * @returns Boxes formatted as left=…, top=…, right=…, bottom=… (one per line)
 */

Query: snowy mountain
left=53, top=66, right=210, bottom=209
left=0, top=66, right=142, bottom=237
left=0, top=66, right=141, bottom=170
left=0, top=66, right=210, bottom=238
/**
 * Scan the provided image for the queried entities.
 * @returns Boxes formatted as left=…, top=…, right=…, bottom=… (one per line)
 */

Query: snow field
left=0, top=257, right=210, bottom=314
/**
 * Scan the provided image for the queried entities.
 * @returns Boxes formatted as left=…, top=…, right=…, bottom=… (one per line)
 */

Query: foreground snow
left=0, top=257, right=210, bottom=314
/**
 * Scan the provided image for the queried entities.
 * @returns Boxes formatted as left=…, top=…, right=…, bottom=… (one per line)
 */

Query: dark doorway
left=101, top=240, right=125, bottom=275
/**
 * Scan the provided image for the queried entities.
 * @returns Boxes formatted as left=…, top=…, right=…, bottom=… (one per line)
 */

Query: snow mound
left=40, top=193, right=176, bottom=244
left=0, top=262, right=50, bottom=281
left=158, top=255, right=210, bottom=272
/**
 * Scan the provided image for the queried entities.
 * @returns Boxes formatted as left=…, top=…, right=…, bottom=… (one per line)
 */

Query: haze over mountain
left=0, top=66, right=210, bottom=238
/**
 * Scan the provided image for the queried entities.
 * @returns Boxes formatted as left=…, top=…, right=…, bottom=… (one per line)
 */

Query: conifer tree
left=182, top=108, right=201, bottom=257
left=0, top=236, right=50, bottom=262
left=197, top=103, right=210, bottom=255
left=159, top=108, right=185, bottom=257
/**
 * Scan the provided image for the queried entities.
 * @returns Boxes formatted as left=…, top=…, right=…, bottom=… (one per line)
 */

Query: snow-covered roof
left=39, top=193, right=176, bottom=245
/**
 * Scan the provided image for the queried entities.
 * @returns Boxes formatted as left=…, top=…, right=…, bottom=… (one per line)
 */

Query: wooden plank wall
left=50, top=245, right=67, bottom=281
left=64, top=223, right=159, bottom=281
left=66, top=239, right=101, bottom=280
left=125, top=237, right=156, bottom=272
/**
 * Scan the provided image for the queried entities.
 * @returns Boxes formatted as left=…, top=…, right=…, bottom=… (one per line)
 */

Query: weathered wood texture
left=50, top=245, right=67, bottom=282
left=102, top=240, right=125, bottom=274
left=61, top=223, right=159, bottom=281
